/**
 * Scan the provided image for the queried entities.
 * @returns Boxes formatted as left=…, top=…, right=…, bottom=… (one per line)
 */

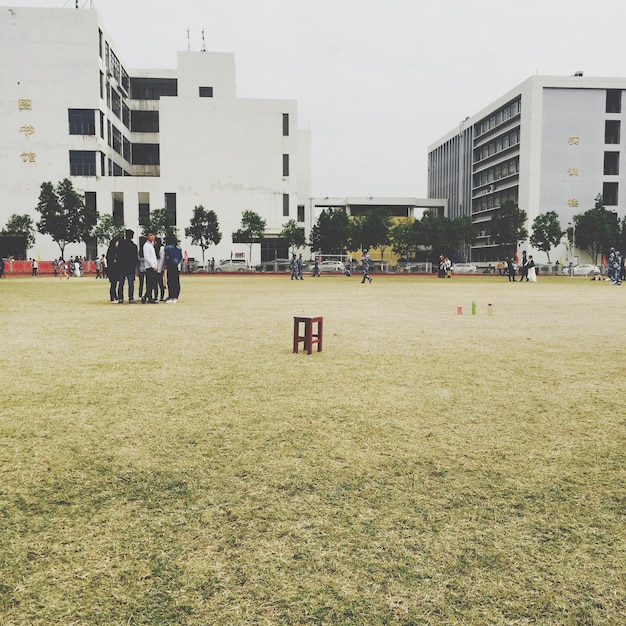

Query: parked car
left=562, top=264, right=601, bottom=276
left=320, top=260, right=345, bottom=272
left=255, top=258, right=292, bottom=272
left=451, top=263, right=477, bottom=274
left=214, top=259, right=249, bottom=272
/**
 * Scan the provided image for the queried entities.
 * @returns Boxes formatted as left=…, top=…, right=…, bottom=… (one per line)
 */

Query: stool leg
left=293, top=320, right=300, bottom=353
left=317, top=319, right=323, bottom=352
left=305, top=319, right=313, bottom=354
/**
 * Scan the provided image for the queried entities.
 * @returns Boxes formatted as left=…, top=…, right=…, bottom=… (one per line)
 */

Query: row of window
left=475, top=98, right=521, bottom=137
left=472, top=188, right=519, bottom=214
left=475, top=157, right=519, bottom=187
left=475, top=128, right=520, bottom=162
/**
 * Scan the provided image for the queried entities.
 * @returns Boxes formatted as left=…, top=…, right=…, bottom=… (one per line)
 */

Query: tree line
left=2, top=179, right=626, bottom=264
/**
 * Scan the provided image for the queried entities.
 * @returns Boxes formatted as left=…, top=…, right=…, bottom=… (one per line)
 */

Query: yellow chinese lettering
left=19, top=125, right=35, bottom=136
left=567, top=198, right=579, bottom=208
left=567, top=167, right=579, bottom=176
left=568, top=136, right=580, bottom=145
left=20, top=152, right=36, bottom=163
left=18, top=99, right=32, bottom=111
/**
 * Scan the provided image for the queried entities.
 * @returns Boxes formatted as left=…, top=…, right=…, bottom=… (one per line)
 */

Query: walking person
left=142, top=233, right=158, bottom=303
left=116, top=229, right=138, bottom=304
left=137, top=239, right=146, bottom=301
left=312, top=257, right=320, bottom=277
left=94, top=255, right=102, bottom=279
left=290, top=254, right=298, bottom=280
left=361, top=250, right=372, bottom=284
left=164, top=233, right=183, bottom=303
left=297, top=253, right=304, bottom=280
left=52, top=258, right=58, bottom=277
left=519, top=250, right=529, bottom=282
left=31, top=258, right=38, bottom=276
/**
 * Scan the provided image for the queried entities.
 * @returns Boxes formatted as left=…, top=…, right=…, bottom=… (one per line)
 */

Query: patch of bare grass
left=0, top=275, right=625, bottom=624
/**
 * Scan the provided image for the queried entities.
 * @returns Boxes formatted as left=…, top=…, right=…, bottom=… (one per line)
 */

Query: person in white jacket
left=142, top=233, right=158, bottom=303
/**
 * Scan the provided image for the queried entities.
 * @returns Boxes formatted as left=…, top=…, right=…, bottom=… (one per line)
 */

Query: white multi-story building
left=0, top=5, right=311, bottom=264
left=428, top=74, right=626, bottom=264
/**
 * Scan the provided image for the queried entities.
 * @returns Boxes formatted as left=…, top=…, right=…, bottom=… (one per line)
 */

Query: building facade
left=428, top=74, right=626, bottom=263
left=0, top=6, right=311, bottom=263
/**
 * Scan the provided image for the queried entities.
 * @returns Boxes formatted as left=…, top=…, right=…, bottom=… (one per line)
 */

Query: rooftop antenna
left=200, top=29, right=207, bottom=52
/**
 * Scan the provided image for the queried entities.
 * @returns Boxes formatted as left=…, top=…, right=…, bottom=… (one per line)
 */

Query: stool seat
left=293, top=316, right=323, bottom=354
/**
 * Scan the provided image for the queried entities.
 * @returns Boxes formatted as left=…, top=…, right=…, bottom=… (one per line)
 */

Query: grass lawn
left=1, top=273, right=625, bottom=625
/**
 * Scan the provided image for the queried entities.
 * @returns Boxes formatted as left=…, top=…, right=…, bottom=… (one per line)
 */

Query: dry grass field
left=0, top=273, right=625, bottom=625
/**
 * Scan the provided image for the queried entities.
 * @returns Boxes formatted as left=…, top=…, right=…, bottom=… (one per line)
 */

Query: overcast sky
left=12, top=0, right=626, bottom=197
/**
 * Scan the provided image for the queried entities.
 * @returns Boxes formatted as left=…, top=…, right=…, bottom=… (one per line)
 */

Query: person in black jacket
left=106, top=237, right=120, bottom=302
left=116, top=229, right=138, bottom=304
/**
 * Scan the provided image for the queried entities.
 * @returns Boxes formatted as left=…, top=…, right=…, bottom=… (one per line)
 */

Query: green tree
left=35, top=179, right=97, bottom=258
left=530, top=211, right=563, bottom=263
left=360, top=208, right=393, bottom=260
left=184, top=205, right=222, bottom=261
left=233, top=210, right=266, bottom=262
left=1, top=213, right=36, bottom=250
left=390, top=219, right=419, bottom=261
left=489, top=200, right=528, bottom=259
left=141, top=208, right=178, bottom=240
left=280, top=219, right=305, bottom=255
left=309, top=208, right=351, bottom=255
left=92, top=214, right=125, bottom=248
left=573, top=194, right=620, bottom=264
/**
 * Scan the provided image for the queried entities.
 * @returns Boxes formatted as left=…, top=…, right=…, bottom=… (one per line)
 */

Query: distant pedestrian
left=58, top=257, right=69, bottom=280
left=361, top=250, right=372, bottom=284
left=297, top=254, right=304, bottom=280
left=95, top=256, right=102, bottom=279
left=608, top=247, right=622, bottom=285
left=31, top=258, right=38, bottom=277
left=164, top=233, right=183, bottom=303
left=142, top=233, right=158, bottom=303
left=52, top=258, right=58, bottom=277
left=506, top=257, right=516, bottom=282
left=117, top=229, right=138, bottom=304
left=290, top=254, right=298, bottom=280
left=519, top=250, right=529, bottom=282
left=106, top=238, right=119, bottom=301
left=527, top=255, right=537, bottom=282
left=312, top=257, right=320, bottom=277
left=0, top=257, right=5, bottom=278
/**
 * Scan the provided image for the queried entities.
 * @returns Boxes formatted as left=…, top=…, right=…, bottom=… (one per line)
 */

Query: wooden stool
left=293, top=316, right=323, bottom=354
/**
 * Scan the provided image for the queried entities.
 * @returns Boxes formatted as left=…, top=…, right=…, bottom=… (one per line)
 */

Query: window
left=100, top=152, right=105, bottom=176
left=165, top=193, right=177, bottom=225
left=138, top=203, right=150, bottom=226
left=283, top=194, right=289, bottom=217
left=132, top=144, right=160, bottom=165
left=282, top=154, right=289, bottom=177
left=297, top=204, right=305, bottom=223
left=606, top=89, right=622, bottom=114
left=122, top=103, right=130, bottom=129
left=111, top=89, right=121, bottom=119
left=283, top=113, right=289, bottom=136
left=69, top=151, right=96, bottom=176
left=123, top=137, right=131, bottom=162
left=85, top=191, right=97, bottom=212
left=131, top=110, right=159, bottom=133
left=99, top=111, right=105, bottom=139
left=100, top=71, right=104, bottom=99
left=112, top=192, right=124, bottom=223
left=111, top=125, right=122, bottom=155
left=199, top=86, right=213, bottom=97
left=98, top=29, right=103, bottom=58
left=603, top=182, right=618, bottom=206
left=130, top=77, right=178, bottom=100
left=604, top=152, right=620, bottom=176
left=605, top=120, right=620, bottom=144
left=68, top=109, right=95, bottom=135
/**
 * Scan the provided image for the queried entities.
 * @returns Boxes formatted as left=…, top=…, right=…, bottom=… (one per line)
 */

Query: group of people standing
left=504, top=251, right=536, bottom=282
left=105, top=230, right=183, bottom=304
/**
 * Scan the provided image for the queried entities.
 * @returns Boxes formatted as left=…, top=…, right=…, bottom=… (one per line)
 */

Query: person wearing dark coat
left=116, top=229, right=139, bottom=304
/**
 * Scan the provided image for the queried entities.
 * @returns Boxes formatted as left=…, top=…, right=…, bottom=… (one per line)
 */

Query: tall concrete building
left=428, top=74, right=626, bottom=264
left=0, top=5, right=311, bottom=263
